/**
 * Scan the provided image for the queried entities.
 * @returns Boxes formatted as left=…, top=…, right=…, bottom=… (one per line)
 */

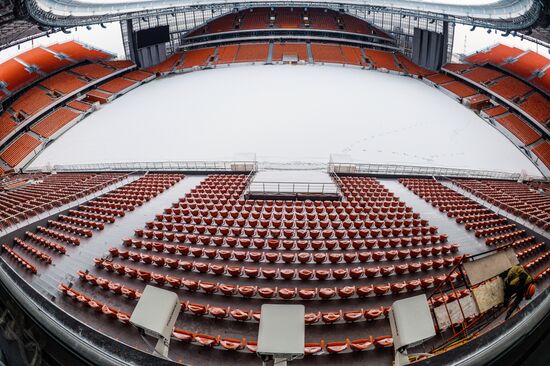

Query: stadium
left=0, top=0, right=549, bottom=365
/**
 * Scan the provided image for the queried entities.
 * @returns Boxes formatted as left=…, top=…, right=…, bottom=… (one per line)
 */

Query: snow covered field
left=29, top=64, right=541, bottom=176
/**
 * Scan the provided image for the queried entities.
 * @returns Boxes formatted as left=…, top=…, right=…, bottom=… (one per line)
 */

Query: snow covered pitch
left=29, top=64, right=541, bottom=176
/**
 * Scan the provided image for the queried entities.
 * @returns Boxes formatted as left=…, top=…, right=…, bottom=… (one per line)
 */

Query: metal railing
left=246, top=181, right=339, bottom=195
left=25, top=160, right=258, bottom=173
left=328, top=162, right=527, bottom=181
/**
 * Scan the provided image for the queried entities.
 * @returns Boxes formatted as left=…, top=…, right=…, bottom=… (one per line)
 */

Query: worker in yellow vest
left=503, top=265, right=535, bottom=319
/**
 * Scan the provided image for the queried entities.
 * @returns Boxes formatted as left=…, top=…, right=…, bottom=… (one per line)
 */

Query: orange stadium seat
left=11, top=87, right=55, bottom=118
left=67, top=100, right=94, bottom=112
left=502, top=51, right=550, bottom=79
left=72, top=63, right=115, bottom=80
left=341, top=46, right=363, bottom=65
left=462, top=67, right=504, bottom=84
left=276, top=8, right=302, bottom=28
left=234, top=44, right=269, bottom=63
left=363, top=49, right=400, bottom=71
left=465, top=44, right=524, bottom=65
left=0, top=113, right=17, bottom=141
left=441, top=81, right=478, bottom=98
left=16, top=47, right=73, bottom=74
left=47, top=41, right=112, bottom=62
left=40, top=72, right=88, bottom=95
left=216, top=45, right=239, bottom=64
left=483, top=104, right=508, bottom=117
left=495, top=114, right=541, bottom=145
left=308, top=8, right=339, bottom=30
left=342, top=14, right=379, bottom=36
left=102, top=60, right=135, bottom=70
left=532, top=141, right=550, bottom=168
left=85, top=90, right=112, bottom=104
left=123, top=70, right=153, bottom=81
left=311, top=44, right=346, bottom=64
left=531, top=71, right=550, bottom=95
left=272, top=43, right=308, bottom=62
left=31, top=108, right=81, bottom=138
left=518, top=93, right=550, bottom=126
left=442, top=63, right=473, bottom=74
left=99, top=77, right=137, bottom=94
left=241, top=8, right=270, bottom=30
left=0, top=133, right=41, bottom=167
left=180, top=48, right=215, bottom=69
left=397, top=55, right=434, bottom=76
left=0, top=59, right=40, bottom=92
left=146, top=53, right=183, bottom=74
left=488, top=76, right=532, bottom=100
left=425, top=73, right=454, bottom=85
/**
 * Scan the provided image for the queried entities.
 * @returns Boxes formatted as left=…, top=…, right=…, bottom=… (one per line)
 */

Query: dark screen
left=136, top=26, right=170, bottom=48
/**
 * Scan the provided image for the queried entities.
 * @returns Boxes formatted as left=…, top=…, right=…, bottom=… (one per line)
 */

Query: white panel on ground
left=29, top=65, right=541, bottom=176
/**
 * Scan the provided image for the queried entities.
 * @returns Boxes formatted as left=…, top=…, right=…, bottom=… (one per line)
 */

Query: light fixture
left=487, top=29, right=492, bottom=34
left=86, top=25, right=91, bottom=30
left=470, top=25, right=476, bottom=31
left=100, top=23, right=106, bottom=28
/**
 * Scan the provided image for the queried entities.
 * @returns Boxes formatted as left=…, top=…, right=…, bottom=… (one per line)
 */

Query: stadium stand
left=72, top=63, right=115, bottom=80
left=275, top=8, right=302, bottom=28
left=308, top=8, right=339, bottom=30
left=47, top=41, right=112, bottom=62
left=180, top=48, right=215, bottom=69
left=85, top=90, right=112, bottom=104
left=216, top=45, right=239, bottom=64
left=461, top=67, right=504, bottom=84
left=518, top=92, right=550, bottom=126
left=495, top=114, right=541, bottom=145
left=0, top=133, right=41, bottom=167
left=0, top=113, right=17, bottom=141
left=234, top=44, right=269, bottom=63
left=0, top=59, right=40, bottom=93
left=11, top=87, right=55, bottom=119
left=31, top=108, right=81, bottom=138
left=66, top=100, right=94, bottom=112
left=532, top=72, right=550, bottom=95
left=123, top=70, right=154, bottom=82
left=311, top=44, right=346, bottom=64
left=488, top=76, right=532, bottom=100
left=442, top=63, right=473, bottom=74
left=39, top=72, right=88, bottom=95
left=363, top=49, right=400, bottom=72
left=16, top=47, right=72, bottom=74
left=425, top=73, right=454, bottom=85
left=146, top=53, right=183, bottom=74
left=502, top=51, right=550, bottom=80
left=441, top=81, right=478, bottom=98
left=102, top=60, right=135, bottom=70
left=98, top=77, right=137, bottom=94
left=533, top=141, right=550, bottom=168
left=465, top=44, right=524, bottom=65
left=397, top=54, right=434, bottom=77
left=241, top=8, right=270, bottom=30
left=482, top=104, right=508, bottom=117
left=341, top=45, right=363, bottom=66
left=272, top=43, right=308, bottom=62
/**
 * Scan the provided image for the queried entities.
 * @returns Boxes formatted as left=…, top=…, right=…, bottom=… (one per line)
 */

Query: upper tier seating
left=11, top=87, right=55, bottom=119
left=311, top=44, right=346, bottom=64
left=397, top=55, right=434, bottom=77
left=272, top=43, right=308, bottom=62
left=47, top=41, right=112, bottom=62
left=488, top=76, right=532, bottom=100
left=502, top=51, right=550, bottom=80
left=494, top=114, right=541, bottom=145
left=308, top=8, right=339, bottom=30
left=72, top=63, right=115, bottom=80
left=442, top=63, right=473, bottom=74
left=532, top=72, right=550, bottom=95
left=98, top=77, right=137, bottom=94
left=482, top=104, right=508, bottom=117
left=234, top=44, right=269, bottom=63
left=441, top=81, right=477, bottom=98
left=123, top=70, right=154, bottom=82
left=102, top=60, right=135, bottom=70
left=425, top=73, right=454, bottom=85
left=533, top=141, right=550, bottom=169
left=275, top=8, right=302, bottom=28
left=518, top=92, right=550, bottom=126
left=465, top=44, right=524, bottom=65
left=146, top=53, right=183, bottom=74
left=0, top=133, right=40, bottom=167
left=31, top=108, right=81, bottom=138
left=39, top=72, right=88, bottom=95
left=16, top=47, right=72, bottom=74
left=241, top=8, right=270, bottom=30
left=363, top=49, right=400, bottom=72
left=67, top=100, right=94, bottom=112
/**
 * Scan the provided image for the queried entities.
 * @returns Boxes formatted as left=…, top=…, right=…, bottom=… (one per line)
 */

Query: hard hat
left=525, top=284, right=536, bottom=300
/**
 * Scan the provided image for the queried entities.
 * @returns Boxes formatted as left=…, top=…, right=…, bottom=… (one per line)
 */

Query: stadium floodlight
left=487, top=29, right=492, bottom=34
left=502, top=30, right=510, bottom=37
left=470, top=25, right=476, bottom=31
left=100, top=23, right=106, bottom=28
left=389, top=294, right=436, bottom=366
left=61, top=27, right=71, bottom=34
left=257, top=304, right=305, bottom=366
left=130, top=285, right=180, bottom=358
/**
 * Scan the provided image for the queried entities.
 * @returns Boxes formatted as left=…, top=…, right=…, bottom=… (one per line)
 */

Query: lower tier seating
left=311, top=44, right=346, bottom=64
left=494, top=114, right=541, bottom=145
